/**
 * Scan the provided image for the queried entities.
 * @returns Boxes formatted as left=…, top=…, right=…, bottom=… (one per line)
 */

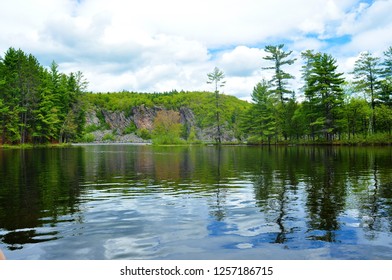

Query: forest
left=0, top=47, right=87, bottom=145
left=1, top=45, right=392, bottom=145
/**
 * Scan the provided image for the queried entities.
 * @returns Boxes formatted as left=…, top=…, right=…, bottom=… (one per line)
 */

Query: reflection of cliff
left=134, top=146, right=155, bottom=176
left=153, top=149, right=182, bottom=182
left=134, top=147, right=196, bottom=182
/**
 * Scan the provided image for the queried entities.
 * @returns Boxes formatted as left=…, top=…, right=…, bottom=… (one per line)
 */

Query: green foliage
left=152, top=134, right=186, bottom=145
left=241, top=80, right=277, bottom=144
left=352, top=51, right=383, bottom=134
left=152, top=110, right=184, bottom=145
left=344, top=97, right=370, bottom=138
left=84, top=124, right=101, bottom=133
left=0, top=47, right=87, bottom=145
left=303, top=52, right=345, bottom=141
left=123, top=122, right=137, bottom=135
left=2, top=45, right=392, bottom=147
left=206, top=67, right=226, bottom=143
left=81, top=133, right=95, bottom=143
left=339, top=132, right=392, bottom=145
left=375, top=104, right=392, bottom=133
left=84, top=90, right=250, bottom=142
left=242, top=45, right=392, bottom=145
left=136, top=128, right=151, bottom=140
left=102, top=132, right=116, bottom=142
left=262, top=44, right=296, bottom=103
left=187, top=126, right=201, bottom=144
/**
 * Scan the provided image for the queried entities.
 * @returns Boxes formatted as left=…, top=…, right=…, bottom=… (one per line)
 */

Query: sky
left=1, top=0, right=392, bottom=100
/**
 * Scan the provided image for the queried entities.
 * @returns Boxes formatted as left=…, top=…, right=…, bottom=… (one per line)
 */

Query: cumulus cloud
left=219, top=46, right=265, bottom=77
left=0, top=0, right=391, bottom=99
left=337, top=0, right=392, bottom=54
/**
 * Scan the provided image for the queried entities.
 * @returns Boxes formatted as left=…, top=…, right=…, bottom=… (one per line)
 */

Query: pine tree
left=262, top=44, right=296, bottom=141
left=0, top=48, right=88, bottom=144
left=207, top=67, right=226, bottom=143
left=383, top=46, right=392, bottom=76
left=33, top=68, right=61, bottom=143
left=251, top=80, right=277, bottom=144
left=352, top=51, right=383, bottom=134
left=262, top=44, right=296, bottom=103
left=304, top=52, right=345, bottom=141
left=380, top=46, right=392, bottom=106
left=1, top=48, right=23, bottom=143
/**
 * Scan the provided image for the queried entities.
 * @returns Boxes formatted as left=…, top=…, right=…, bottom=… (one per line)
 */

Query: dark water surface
left=1, top=145, right=392, bottom=259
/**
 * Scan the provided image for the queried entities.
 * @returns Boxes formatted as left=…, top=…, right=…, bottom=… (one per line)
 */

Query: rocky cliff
left=85, top=105, right=238, bottom=143
left=85, top=105, right=234, bottom=143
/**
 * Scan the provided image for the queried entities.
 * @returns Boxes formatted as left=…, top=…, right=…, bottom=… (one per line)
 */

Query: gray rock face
left=179, top=107, right=196, bottom=127
left=90, top=130, right=150, bottom=143
left=85, top=110, right=100, bottom=126
left=131, top=105, right=159, bottom=131
left=102, top=110, right=132, bottom=134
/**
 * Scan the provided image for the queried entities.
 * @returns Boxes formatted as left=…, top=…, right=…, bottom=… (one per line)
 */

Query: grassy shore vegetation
left=1, top=46, right=392, bottom=146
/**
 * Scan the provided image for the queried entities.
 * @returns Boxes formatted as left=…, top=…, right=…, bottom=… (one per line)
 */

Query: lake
left=1, top=144, right=392, bottom=260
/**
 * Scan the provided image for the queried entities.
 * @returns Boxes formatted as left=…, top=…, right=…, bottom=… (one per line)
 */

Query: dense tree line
left=241, top=45, right=392, bottom=144
left=0, top=47, right=87, bottom=144
left=2, top=45, right=392, bottom=146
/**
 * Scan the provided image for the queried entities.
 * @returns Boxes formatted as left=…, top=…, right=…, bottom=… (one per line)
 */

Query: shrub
left=102, top=133, right=116, bottom=142
left=123, top=122, right=137, bottom=135
left=187, top=126, right=201, bottom=144
left=136, top=128, right=151, bottom=140
left=81, top=133, right=95, bottom=143
left=152, top=135, right=185, bottom=145
left=247, top=135, right=262, bottom=145
left=151, top=110, right=186, bottom=145
left=84, top=124, right=101, bottom=133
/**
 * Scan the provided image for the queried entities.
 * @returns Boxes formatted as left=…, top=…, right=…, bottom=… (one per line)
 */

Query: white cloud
left=0, top=0, right=391, bottom=99
left=337, top=0, right=392, bottom=54
left=219, top=46, right=265, bottom=77
left=225, top=76, right=266, bottom=101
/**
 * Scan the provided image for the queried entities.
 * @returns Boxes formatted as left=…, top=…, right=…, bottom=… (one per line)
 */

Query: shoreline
left=1, top=141, right=392, bottom=149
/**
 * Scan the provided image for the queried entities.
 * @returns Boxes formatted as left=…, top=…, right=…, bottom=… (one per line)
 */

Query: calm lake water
left=1, top=144, right=392, bottom=260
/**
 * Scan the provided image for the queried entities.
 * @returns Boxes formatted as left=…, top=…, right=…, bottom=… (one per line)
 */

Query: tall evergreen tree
left=19, top=53, right=41, bottom=143
left=301, top=50, right=317, bottom=94
left=383, top=46, right=392, bottom=76
left=262, top=44, right=296, bottom=141
left=250, top=80, right=277, bottom=144
left=380, top=46, right=392, bottom=106
left=352, top=51, right=383, bottom=134
left=0, top=47, right=87, bottom=144
left=0, top=48, right=24, bottom=143
left=32, top=68, right=61, bottom=143
left=262, top=44, right=296, bottom=103
left=304, top=52, right=345, bottom=141
left=207, top=67, right=226, bottom=143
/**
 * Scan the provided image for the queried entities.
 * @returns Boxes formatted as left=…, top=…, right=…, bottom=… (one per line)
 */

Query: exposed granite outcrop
left=85, top=105, right=238, bottom=143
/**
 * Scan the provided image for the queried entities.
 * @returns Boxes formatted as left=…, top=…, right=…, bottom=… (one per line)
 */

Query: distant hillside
left=82, top=91, right=251, bottom=143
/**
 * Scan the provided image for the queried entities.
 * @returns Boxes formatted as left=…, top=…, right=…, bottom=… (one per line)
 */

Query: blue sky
left=1, top=0, right=391, bottom=100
